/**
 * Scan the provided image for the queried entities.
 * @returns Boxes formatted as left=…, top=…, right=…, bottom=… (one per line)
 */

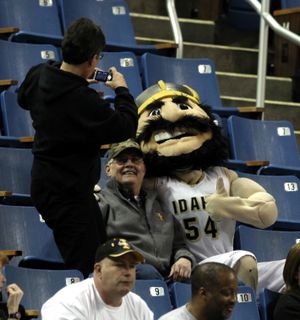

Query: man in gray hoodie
left=97, top=139, right=195, bottom=281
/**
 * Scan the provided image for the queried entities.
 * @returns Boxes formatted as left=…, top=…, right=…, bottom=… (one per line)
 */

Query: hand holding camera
left=93, top=69, right=113, bottom=82
left=105, top=66, right=128, bottom=90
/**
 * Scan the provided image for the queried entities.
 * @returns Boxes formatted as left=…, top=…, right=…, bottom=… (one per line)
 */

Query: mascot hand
left=94, top=184, right=101, bottom=202
left=205, top=177, right=228, bottom=222
left=205, top=177, right=278, bottom=228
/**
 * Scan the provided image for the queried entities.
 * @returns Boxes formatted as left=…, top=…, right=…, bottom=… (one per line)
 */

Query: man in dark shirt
left=17, top=18, right=138, bottom=277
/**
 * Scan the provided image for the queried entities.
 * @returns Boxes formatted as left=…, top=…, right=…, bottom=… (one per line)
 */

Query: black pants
left=31, top=182, right=106, bottom=278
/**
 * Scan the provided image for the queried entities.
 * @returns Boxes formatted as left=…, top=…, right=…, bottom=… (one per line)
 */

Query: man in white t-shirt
left=159, top=262, right=238, bottom=320
left=41, top=238, right=154, bottom=320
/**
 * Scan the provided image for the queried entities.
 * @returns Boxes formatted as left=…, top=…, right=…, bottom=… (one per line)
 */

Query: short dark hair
left=191, top=262, right=236, bottom=297
left=62, top=17, right=106, bottom=65
left=283, top=242, right=300, bottom=291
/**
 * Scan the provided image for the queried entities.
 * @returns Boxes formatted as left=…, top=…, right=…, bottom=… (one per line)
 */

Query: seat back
left=0, top=40, right=60, bottom=90
left=3, top=265, right=83, bottom=317
left=234, top=225, right=300, bottom=262
left=226, top=0, right=260, bottom=29
left=0, top=147, right=32, bottom=196
left=281, top=0, right=300, bottom=8
left=0, top=90, right=34, bottom=137
left=231, top=285, right=260, bottom=320
left=0, top=0, right=63, bottom=44
left=168, top=282, right=191, bottom=308
left=140, top=53, right=223, bottom=109
left=60, top=0, right=136, bottom=47
left=259, top=288, right=282, bottom=320
left=238, top=172, right=300, bottom=230
left=227, top=115, right=300, bottom=167
left=0, top=205, right=63, bottom=266
left=91, top=51, right=143, bottom=99
left=132, top=279, right=172, bottom=320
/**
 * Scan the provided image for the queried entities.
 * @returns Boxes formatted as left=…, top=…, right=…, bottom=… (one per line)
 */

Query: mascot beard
left=136, top=112, right=228, bottom=178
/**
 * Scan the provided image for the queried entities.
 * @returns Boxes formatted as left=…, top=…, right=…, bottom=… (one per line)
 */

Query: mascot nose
left=160, top=103, right=185, bottom=122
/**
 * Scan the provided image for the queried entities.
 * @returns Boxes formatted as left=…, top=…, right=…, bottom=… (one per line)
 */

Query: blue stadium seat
left=231, top=285, right=260, bottom=320
left=3, top=265, right=83, bottom=319
left=0, top=0, right=63, bottom=46
left=168, top=282, right=191, bottom=308
left=91, top=51, right=143, bottom=100
left=281, top=0, right=300, bottom=8
left=0, top=39, right=61, bottom=91
left=0, top=205, right=64, bottom=268
left=0, top=90, right=34, bottom=147
left=226, top=0, right=260, bottom=30
left=59, top=0, right=175, bottom=56
left=0, top=91, right=34, bottom=137
left=140, top=52, right=260, bottom=118
left=0, top=147, right=32, bottom=205
left=234, top=225, right=300, bottom=262
left=259, top=288, right=282, bottom=320
left=227, top=115, right=300, bottom=177
left=237, top=172, right=300, bottom=231
left=132, top=279, right=172, bottom=320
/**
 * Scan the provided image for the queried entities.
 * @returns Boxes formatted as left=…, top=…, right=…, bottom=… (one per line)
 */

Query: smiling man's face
left=106, top=149, right=146, bottom=194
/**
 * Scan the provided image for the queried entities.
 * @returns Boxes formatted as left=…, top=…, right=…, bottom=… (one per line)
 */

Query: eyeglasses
left=96, top=53, right=104, bottom=60
left=113, top=155, right=144, bottom=165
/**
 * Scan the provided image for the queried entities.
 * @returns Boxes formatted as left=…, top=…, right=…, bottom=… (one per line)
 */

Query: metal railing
left=166, top=0, right=300, bottom=111
left=166, top=0, right=183, bottom=58
left=247, top=0, right=300, bottom=113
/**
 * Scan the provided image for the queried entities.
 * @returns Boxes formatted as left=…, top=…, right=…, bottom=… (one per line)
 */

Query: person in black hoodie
left=17, top=17, right=138, bottom=277
left=274, top=242, right=300, bottom=320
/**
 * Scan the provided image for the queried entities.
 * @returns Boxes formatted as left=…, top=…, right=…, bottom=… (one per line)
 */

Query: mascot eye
left=149, top=108, right=161, bottom=116
left=178, top=103, right=192, bottom=110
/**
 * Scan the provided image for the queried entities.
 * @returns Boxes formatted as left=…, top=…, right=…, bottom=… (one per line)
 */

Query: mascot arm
left=205, top=169, right=278, bottom=229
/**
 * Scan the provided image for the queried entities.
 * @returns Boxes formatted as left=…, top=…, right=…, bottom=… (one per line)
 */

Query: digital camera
left=93, top=70, right=113, bottom=82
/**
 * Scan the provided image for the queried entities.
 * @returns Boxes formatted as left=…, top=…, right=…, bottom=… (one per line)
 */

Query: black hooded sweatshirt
left=18, top=61, right=138, bottom=197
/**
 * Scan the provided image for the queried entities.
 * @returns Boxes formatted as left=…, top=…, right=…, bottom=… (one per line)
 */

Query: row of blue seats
left=0, top=0, right=298, bottom=42
left=0, top=39, right=247, bottom=117
left=1, top=203, right=300, bottom=272
left=3, top=264, right=261, bottom=320
left=0, top=0, right=174, bottom=57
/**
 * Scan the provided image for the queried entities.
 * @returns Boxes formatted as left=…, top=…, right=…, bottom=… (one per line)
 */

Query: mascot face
left=136, top=81, right=228, bottom=177
left=137, top=96, right=212, bottom=157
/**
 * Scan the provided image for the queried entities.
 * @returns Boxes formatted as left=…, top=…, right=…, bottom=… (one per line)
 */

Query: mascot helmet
left=136, top=80, right=200, bottom=115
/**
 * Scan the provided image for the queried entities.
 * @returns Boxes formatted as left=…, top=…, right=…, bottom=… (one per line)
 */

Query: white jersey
left=157, top=167, right=235, bottom=262
left=158, top=305, right=196, bottom=320
left=157, top=167, right=286, bottom=293
left=41, top=278, right=153, bottom=320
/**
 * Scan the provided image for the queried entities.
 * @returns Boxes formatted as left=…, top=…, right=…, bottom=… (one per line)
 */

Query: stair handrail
left=246, top=0, right=300, bottom=113
left=166, top=0, right=183, bottom=58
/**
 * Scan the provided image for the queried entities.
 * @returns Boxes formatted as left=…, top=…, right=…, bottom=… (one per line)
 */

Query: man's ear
left=94, top=262, right=102, bottom=275
left=88, top=55, right=97, bottom=66
left=198, top=287, right=208, bottom=298
left=105, top=164, right=112, bottom=176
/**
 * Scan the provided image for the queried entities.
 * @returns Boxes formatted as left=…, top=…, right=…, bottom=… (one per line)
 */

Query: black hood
left=38, top=60, right=88, bottom=102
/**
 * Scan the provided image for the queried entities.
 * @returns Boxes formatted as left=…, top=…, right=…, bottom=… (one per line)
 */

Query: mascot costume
left=135, top=80, right=285, bottom=293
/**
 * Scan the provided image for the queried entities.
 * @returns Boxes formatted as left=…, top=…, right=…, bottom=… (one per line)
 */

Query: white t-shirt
left=157, top=166, right=234, bottom=261
left=158, top=305, right=196, bottom=320
left=41, top=278, right=154, bottom=320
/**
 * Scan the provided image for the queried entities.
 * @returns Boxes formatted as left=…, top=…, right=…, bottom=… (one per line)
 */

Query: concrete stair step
left=136, top=36, right=259, bottom=74
left=127, top=0, right=223, bottom=21
left=131, top=13, right=215, bottom=44
left=217, top=72, right=292, bottom=102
